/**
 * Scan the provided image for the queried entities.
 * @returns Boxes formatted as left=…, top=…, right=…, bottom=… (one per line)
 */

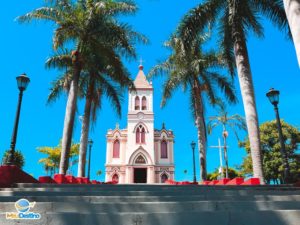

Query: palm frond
left=208, top=72, right=237, bottom=104
left=252, top=0, right=290, bottom=37
left=16, top=7, right=62, bottom=23
left=47, top=73, right=71, bottom=104
left=95, top=0, right=137, bottom=16
left=178, top=0, right=222, bottom=46
left=45, top=49, right=72, bottom=69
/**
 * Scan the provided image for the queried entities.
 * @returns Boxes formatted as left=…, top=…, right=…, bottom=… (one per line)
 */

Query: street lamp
left=6, top=73, right=30, bottom=165
left=266, top=88, right=290, bottom=184
left=190, top=141, right=197, bottom=183
left=222, top=130, right=229, bottom=179
left=87, top=139, right=94, bottom=180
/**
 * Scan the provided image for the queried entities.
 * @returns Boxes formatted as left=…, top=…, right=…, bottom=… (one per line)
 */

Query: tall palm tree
left=46, top=50, right=133, bottom=177
left=18, top=0, right=145, bottom=174
left=149, top=35, right=236, bottom=181
left=283, top=0, right=300, bottom=66
left=207, top=101, right=247, bottom=178
left=77, top=68, right=129, bottom=178
left=178, top=0, right=289, bottom=183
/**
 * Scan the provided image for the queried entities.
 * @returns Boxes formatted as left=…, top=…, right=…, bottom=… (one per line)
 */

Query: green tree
left=240, top=120, right=300, bottom=184
left=2, top=150, right=25, bottom=169
left=208, top=101, right=247, bottom=178
left=207, top=167, right=241, bottom=181
left=96, top=170, right=102, bottom=177
left=37, top=140, right=79, bottom=176
left=178, top=0, right=289, bottom=184
left=149, top=35, right=236, bottom=181
left=18, top=0, right=145, bottom=174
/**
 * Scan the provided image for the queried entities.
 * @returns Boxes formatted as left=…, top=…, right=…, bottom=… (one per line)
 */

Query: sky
left=0, top=0, right=300, bottom=181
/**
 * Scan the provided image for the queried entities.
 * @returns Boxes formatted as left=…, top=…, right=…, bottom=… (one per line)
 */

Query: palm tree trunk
left=77, top=76, right=94, bottom=177
left=233, top=31, right=265, bottom=184
left=59, top=51, right=81, bottom=175
left=193, top=81, right=207, bottom=181
left=283, top=0, right=300, bottom=67
left=196, top=114, right=207, bottom=181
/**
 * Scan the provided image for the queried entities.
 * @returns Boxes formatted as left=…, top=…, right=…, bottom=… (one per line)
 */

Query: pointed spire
left=134, top=61, right=152, bottom=89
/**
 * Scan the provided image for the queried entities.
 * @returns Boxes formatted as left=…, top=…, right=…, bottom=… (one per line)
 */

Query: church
left=105, top=65, right=175, bottom=184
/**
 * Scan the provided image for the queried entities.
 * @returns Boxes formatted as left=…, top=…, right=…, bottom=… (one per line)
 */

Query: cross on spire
left=138, top=58, right=145, bottom=70
left=139, top=57, right=145, bottom=66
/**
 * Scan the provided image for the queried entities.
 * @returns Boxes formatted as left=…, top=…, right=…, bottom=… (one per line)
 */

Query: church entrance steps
left=1, top=201, right=300, bottom=213
left=0, top=211, right=300, bottom=225
left=1, top=184, right=300, bottom=225
left=1, top=194, right=300, bottom=203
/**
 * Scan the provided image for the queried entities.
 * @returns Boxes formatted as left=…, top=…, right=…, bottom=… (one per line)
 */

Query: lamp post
left=190, top=141, right=197, bottom=183
left=222, top=130, right=229, bottom=179
left=6, top=73, right=30, bottom=165
left=266, top=88, right=290, bottom=184
left=87, top=139, right=93, bottom=180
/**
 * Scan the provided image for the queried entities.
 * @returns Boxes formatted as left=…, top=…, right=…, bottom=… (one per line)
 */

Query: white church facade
left=105, top=65, right=175, bottom=184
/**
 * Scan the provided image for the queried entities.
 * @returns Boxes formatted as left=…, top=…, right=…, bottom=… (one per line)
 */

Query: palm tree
left=207, top=101, right=247, bottom=178
left=77, top=71, right=127, bottom=178
left=178, top=0, right=289, bottom=183
left=77, top=51, right=135, bottom=177
left=46, top=50, right=133, bottom=177
left=283, top=0, right=300, bottom=66
left=149, top=35, right=237, bottom=181
left=18, top=0, right=145, bottom=174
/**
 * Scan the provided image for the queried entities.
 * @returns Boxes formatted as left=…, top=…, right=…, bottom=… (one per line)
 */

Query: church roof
left=134, top=65, right=152, bottom=89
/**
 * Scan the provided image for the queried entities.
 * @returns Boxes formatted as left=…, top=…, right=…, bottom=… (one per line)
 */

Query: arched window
left=135, top=96, right=140, bottom=110
left=112, top=174, right=119, bottom=183
left=113, top=140, right=120, bottom=158
left=135, top=155, right=146, bottom=164
left=136, top=125, right=146, bottom=144
left=161, top=173, right=168, bottom=183
left=141, top=127, right=145, bottom=143
left=142, top=96, right=147, bottom=110
left=136, top=127, right=140, bottom=143
left=161, top=140, right=168, bottom=158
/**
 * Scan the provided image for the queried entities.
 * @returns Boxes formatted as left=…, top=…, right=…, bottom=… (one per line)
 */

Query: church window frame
left=113, top=139, right=120, bottom=158
left=161, top=173, right=169, bottom=183
left=112, top=173, right=119, bottom=183
left=135, top=96, right=140, bottom=110
left=135, top=154, right=147, bottom=164
left=136, top=125, right=146, bottom=144
left=142, top=96, right=147, bottom=110
left=161, top=140, right=168, bottom=159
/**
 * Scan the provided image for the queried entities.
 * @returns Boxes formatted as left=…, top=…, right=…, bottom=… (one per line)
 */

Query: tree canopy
left=240, top=120, right=300, bottom=184
left=207, top=167, right=242, bottom=181
left=2, top=150, right=25, bottom=169
left=37, top=140, right=79, bottom=176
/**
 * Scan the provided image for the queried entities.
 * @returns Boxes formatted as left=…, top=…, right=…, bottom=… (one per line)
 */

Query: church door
left=134, top=168, right=147, bottom=183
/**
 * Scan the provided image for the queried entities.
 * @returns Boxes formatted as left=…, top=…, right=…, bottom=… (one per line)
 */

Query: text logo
left=6, top=199, right=41, bottom=220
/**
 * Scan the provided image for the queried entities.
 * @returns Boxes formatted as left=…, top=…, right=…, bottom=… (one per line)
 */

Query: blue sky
left=0, top=0, right=299, bottom=181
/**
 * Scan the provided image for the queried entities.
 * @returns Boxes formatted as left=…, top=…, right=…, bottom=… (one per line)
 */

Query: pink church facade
left=105, top=65, right=175, bottom=184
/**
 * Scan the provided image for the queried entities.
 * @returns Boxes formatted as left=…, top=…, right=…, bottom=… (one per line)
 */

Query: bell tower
left=125, top=64, right=155, bottom=183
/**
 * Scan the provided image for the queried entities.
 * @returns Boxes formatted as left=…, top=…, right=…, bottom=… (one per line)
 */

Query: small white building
left=105, top=65, right=175, bottom=184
